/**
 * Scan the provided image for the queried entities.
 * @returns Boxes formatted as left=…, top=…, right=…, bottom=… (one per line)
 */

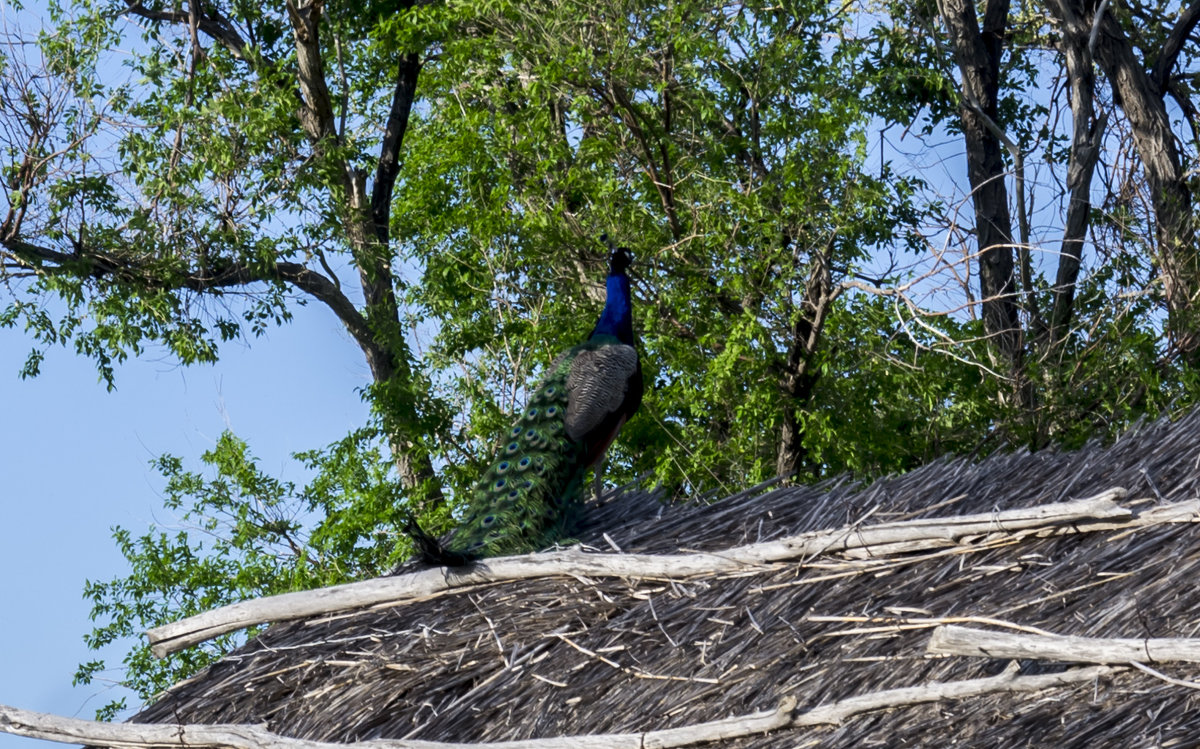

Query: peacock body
left=411, top=246, right=642, bottom=565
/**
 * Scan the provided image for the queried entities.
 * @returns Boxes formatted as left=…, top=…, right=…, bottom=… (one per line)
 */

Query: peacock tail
left=442, top=351, right=587, bottom=559
left=408, top=244, right=642, bottom=566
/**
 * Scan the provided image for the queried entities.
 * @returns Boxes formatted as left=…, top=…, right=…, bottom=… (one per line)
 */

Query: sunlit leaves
left=75, top=430, right=414, bottom=717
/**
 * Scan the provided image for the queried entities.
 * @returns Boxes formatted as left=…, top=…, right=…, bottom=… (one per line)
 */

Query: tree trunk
left=775, top=249, right=837, bottom=480
left=1074, top=1, right=1200, bottom=360
left=1045, top=0, right=1105, bottom=346
left=286, top=0, right=441, bottom=503
left=938, top=0, right=1026, bottom=378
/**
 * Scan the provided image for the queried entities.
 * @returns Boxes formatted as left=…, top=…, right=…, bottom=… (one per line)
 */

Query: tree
left=867, top=0, right=1200, bottom=445
left=1, top=0, right=443, bottom=500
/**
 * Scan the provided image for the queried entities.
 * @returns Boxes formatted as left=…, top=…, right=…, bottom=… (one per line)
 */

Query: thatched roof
left=130, top=411, right=1200, bottom=747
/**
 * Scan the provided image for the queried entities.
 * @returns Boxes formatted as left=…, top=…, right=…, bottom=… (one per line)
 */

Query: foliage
left=75, top=429, right=412, bottom=714
left=397, top=0, right=928, bottom=490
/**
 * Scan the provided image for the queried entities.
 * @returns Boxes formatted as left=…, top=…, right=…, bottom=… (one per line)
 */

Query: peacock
left=409, top=243, right=643, bottom=566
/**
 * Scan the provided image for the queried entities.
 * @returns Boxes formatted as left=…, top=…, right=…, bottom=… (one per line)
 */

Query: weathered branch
left=929, top=624, right=1200, bottom=664
left=142, top=489, right=1179, bottom=656
left=0, top=664, right=1118, bottom=748
left=793, top=662, right=1115, bottom=726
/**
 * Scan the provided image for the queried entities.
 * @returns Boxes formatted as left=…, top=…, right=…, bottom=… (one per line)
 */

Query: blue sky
left=0, top=303, right=372, bottom=748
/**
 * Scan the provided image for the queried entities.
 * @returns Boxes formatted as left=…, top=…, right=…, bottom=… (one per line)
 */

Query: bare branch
left=145, top=489, right=1156, bottom=656
left=0, top=665, right=1120, bottom=748
left=929, top=624, right=1200, bottom=664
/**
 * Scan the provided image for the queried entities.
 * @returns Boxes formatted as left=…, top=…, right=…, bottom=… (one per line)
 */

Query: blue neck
left=590, top=271, right=635, bottom=345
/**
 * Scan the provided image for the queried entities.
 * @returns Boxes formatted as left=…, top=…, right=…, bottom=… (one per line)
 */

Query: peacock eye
left=518, top=457, right=531, bottom=468
left=527, top=408, right=539, bottom=418
left=482, top=515, right=495, bottom=526
left=508, top=489, right=519, bottom=499
left=495, top=478, right=506, bottom=489
left=546, top=386, right=556, bottom=395
left=526, top=429, right=537, bottom=438
left=497, top=461, right=510, bottom=472
left=522, top=480, right=533, bottom=489
left=546, top=406, right=557, bottom=416
left=507, top=441, right=519, bottom=453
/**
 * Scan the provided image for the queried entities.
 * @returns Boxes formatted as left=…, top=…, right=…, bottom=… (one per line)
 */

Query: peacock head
left=602, top=235, right=633, bottom=276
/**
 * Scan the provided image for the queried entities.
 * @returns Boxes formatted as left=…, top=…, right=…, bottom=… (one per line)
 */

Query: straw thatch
left=128, top=411, right=1200, bottom=747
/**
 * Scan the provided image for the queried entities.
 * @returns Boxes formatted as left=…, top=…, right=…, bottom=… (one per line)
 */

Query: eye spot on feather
left=482, top=515, right=496, bottom=526
left=526, top=408, right=539, bottom=418
left=546, top=406, right=557, bottom=416
left=508, top=489, right=519, bottom=499
left=526, top=428, right=537, bottom=439
left=518, top=457, right=531, bottom=470
left=494, top=478, right=506, bottom=490
left=546, top=386, right=557, bottom=396
left=511, top=426, right=522, bottom=437
left=506, top=441, right=520, bottom=453
left=497, top=461, right=510, bottom=473
left=522, top=480, right=533, bottom=489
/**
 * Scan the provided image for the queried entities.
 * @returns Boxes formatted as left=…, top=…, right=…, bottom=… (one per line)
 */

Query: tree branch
left=370, top=52, right=421, bottom=243
left=0, top=237, right=379, bottom=370
left=1151, top=0, right=1200, bottom=93
left=937, top=0, right=1025, bottom=375
left=286, top=0, right=338, bottom=144
left=1076, top=0, right=1199, bottom=356
left=1046, top=0, right=1107, bottom=345
left=122, top=1, right=249, bottom=61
